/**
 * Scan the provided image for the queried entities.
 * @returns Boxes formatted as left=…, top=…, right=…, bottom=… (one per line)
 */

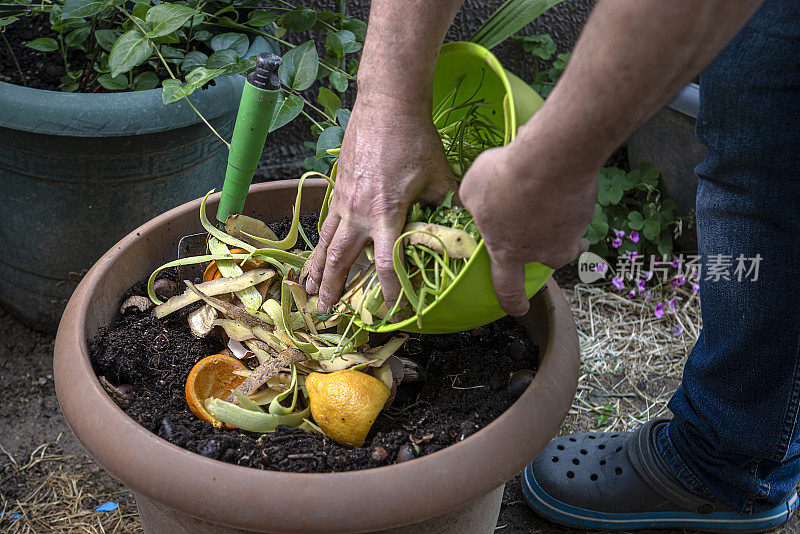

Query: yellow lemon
left=305, top=369, right=390, bottom=447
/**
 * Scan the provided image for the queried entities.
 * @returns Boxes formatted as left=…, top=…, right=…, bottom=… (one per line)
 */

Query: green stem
left=1, top=30, right=26, bottom=87
left=186, top=98, right=230, bottom=148
left=288, top=87, right=329, bottom=119
left=77, top=15, right=101, bottom=92
left=185, top=12, right=195, bottom=52
left=300, top=108, right=324, bottom=133
left=58, top=34, right=68, bottom=72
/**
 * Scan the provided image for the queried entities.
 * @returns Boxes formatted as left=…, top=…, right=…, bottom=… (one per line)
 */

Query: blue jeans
left=655, top=0, right=800, bottom=515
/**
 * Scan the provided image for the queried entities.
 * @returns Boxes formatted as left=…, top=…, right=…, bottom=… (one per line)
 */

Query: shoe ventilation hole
left=598, top=444, right=605, bottom=450
left=611, top=434, right=619, bottom=438
left=557, top=444, right=565, bottom=451
left=569, top=437, right=577, bottom=442
left=590, top=474, right=598, bottom=481
left=580, top=449, right=588, bottom=455
left=551, top=456, right=559, bottom=463
left=567, top=471, right=575, bottom=479
left=588, top=435, right=596, bottom=439
left=572, top=458, right=580, bottom=465
left=616, top=446, right=623, bottom=453
left=599, top=459, right=606, bottom=466
left=615, top=467, right=623, bottom=475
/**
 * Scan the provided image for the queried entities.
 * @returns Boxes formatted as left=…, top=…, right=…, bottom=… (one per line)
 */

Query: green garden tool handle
left=216, top=53, right=282, bottom=226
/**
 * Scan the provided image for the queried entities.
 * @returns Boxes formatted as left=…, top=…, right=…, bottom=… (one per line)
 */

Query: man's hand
left=305, top=93, right=457, bottom=313
left=460, top=139, right=595, bottom=317
left=303, top=0, right=464, bottom=314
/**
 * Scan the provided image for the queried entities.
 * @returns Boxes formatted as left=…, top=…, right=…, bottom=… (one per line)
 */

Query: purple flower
left=612, top=237, right=622, bottom=249
left=612, top=276, right=624, bottom=290
left=628, top=289, right=636, bottom=298
left=615, top=230, right=625, bottom=238
left=643, top=270, right=653, bottom=281
left=668, top=297, right=677, bottom=310
left=670, top=255, right=681, bottom=269
left=670, top=276, right=686, bottom=287
left=692, top=281, right=700, bottom=293
left=654, top=302, right=665, bottom=318
left=636, top=278, right=646, bottom=293
left=627, top=251, right=640, bottom=261
left=593, top=263, right=608, bottom=274
left=629, top=231, right=640, bottom=243
left=672, top=325, right=684, bottom=336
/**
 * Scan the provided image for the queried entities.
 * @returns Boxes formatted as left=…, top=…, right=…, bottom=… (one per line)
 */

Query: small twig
left=0, top=442, right=18, bottom=469
left=286, top=453, right=318, bottom=460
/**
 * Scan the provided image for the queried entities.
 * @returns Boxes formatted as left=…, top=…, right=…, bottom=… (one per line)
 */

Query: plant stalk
left=1, top=30, right=26, bottom=86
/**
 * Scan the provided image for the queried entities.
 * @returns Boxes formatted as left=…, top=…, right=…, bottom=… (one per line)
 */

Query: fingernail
left=306, top=279, right=318, bottom=295
left=318, top=300, right=330, bottom=314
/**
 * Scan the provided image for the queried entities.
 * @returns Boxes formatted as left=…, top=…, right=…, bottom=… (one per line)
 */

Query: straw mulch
left=559, top=282, right=701, bottom=435
left=0, top=435, right=138, bottom=533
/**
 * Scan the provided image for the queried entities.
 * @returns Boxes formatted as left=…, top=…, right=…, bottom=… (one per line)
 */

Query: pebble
left=371, top=446, right=388, bottom=462
left=154, top=278, right=179, bottom=300
left=508, top=339, right=529, bottom=362
left=507, top=369, right=536, bottom=399
left=395, top=444, right=416, bottom=463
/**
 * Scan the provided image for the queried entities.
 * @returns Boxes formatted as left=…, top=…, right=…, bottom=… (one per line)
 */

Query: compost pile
left=89, top=72, right=537, bottom=471
left=90, top=216, right=539, bottom=472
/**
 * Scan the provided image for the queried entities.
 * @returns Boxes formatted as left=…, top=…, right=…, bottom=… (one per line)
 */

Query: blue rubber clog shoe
left=522, top=419, right=798, bottom=533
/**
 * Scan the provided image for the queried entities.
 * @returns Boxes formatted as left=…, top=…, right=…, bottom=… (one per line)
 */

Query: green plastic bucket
left=360, top=41, right=553, bottom=334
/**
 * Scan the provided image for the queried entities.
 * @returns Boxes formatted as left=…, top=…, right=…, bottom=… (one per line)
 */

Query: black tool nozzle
left=248, top=53, right=282, bottom=90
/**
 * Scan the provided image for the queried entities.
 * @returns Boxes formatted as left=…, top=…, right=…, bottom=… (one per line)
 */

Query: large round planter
left=54, top=180, right=580, bottom=533
left=0, top=76, right=244, bottom=332
left=627, top=83, right=704, bottom=247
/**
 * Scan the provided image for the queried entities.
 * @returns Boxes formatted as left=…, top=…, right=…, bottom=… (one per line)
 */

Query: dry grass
left=559, top=282, right=701, bottom=435
left=0, top=435, right=139, bottom=533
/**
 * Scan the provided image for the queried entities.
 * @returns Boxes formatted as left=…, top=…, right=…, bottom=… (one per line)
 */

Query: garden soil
left=89, top=215, right=540, bottom=473
left=0, top=13, right=85, bottom=90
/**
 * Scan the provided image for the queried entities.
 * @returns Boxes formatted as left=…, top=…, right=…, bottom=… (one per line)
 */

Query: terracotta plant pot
left=54, top=180, right=579, bottom=533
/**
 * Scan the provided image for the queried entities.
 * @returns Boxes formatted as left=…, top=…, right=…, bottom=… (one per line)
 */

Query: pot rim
left=54, top=180, right=579, bottom=533
left=0, top=75, right=243, bottom=138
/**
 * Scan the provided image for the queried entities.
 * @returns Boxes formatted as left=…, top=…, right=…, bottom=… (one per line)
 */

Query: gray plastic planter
left=627, top=83, right=704, bottom=246
left=0, top=76, right=245, bottom=332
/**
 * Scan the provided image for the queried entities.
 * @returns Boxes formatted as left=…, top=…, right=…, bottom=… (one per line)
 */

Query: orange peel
left=185, top=353, right=248, bottom=428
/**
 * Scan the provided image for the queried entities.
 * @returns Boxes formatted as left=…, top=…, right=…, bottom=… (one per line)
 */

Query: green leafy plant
left=1, top=0, right=363, bottom=135
left=584, top=163, right=680, bottom=259
left=468, top=0, right=564, bottom=50
left=515, top=33, right=569, bottom=97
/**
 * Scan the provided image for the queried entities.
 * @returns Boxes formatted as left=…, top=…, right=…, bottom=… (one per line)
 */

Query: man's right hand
left=460, top=133, right=595, bottom=317
left=305, top=91, right=457, bottom=313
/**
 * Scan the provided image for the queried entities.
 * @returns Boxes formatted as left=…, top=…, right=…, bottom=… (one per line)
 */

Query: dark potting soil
left=0, top=13, right=86, bottom=90
left=1, top=12, right=173, bottom=91
left=90, top=215, right=539, bottom=473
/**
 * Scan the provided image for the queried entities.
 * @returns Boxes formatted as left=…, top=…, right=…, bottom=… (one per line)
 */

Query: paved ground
left=1, top=301, right=796, bottom=533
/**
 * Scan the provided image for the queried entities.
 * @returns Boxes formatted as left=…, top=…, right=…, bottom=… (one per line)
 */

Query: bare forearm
left=511, top=0, right=763, bottom=177
left=357, top=0, right=464, bottom=110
